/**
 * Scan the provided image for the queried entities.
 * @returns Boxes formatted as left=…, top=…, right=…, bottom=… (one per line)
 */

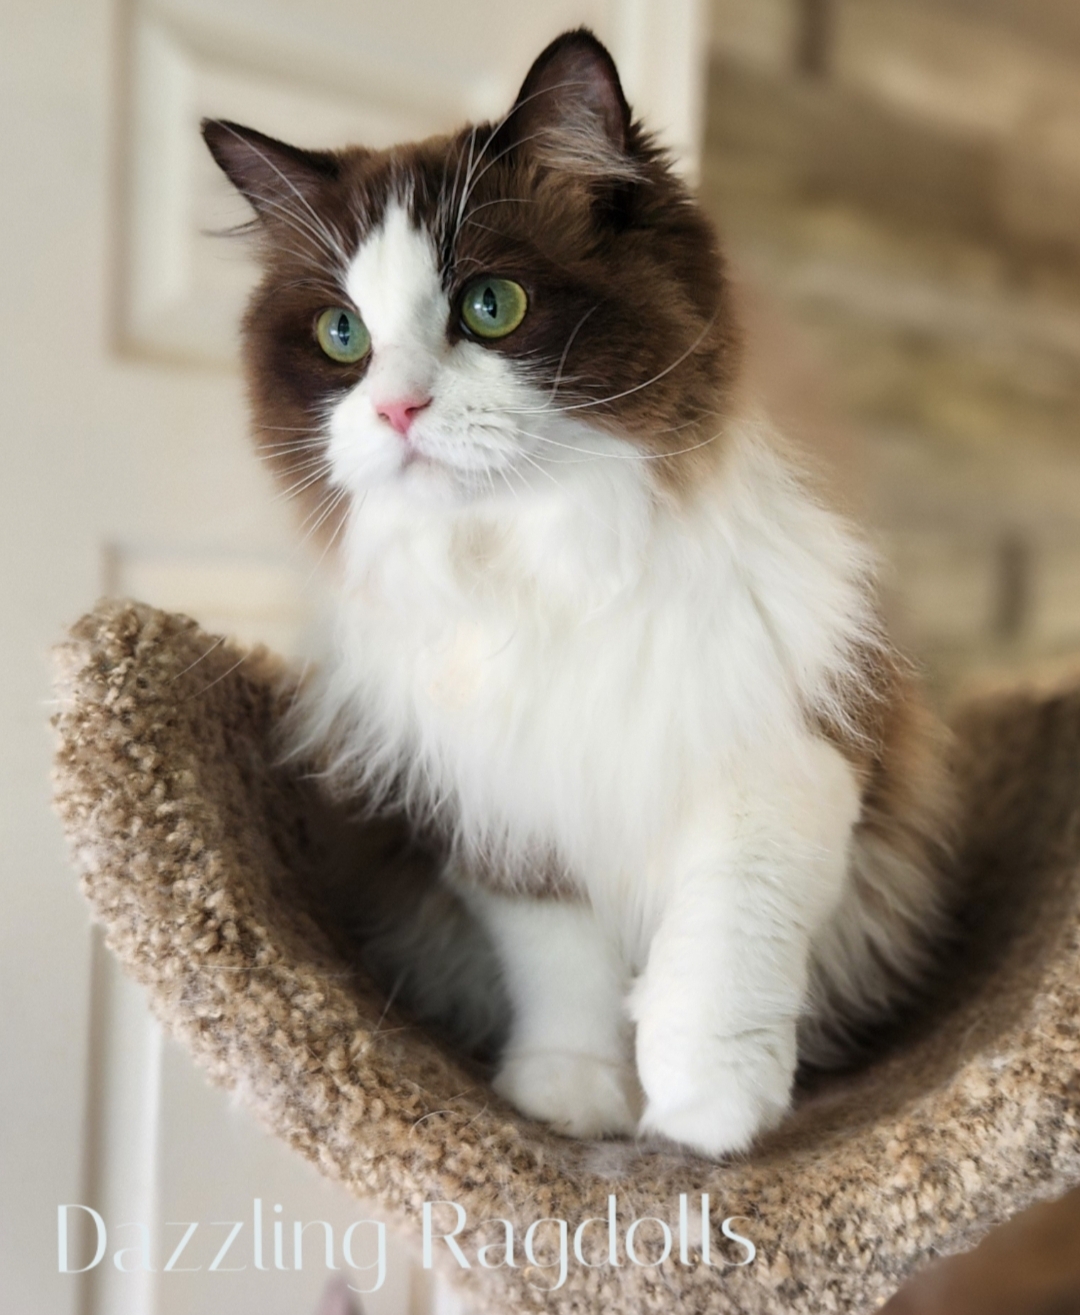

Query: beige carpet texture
left=52, top=600, right=1080, bottom=1313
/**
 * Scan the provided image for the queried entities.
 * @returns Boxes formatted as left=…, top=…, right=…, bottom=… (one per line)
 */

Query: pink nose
left=375, top=395, right=431, bottom=435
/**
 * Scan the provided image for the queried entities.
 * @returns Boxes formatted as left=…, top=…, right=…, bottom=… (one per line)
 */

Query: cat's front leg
left=463, top=889, right=640, bottom=1138
left=631, top=740, right=861, bottom=1158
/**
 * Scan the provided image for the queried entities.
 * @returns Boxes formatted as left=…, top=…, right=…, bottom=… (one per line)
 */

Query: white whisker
left=517, top=424, right=724, bottom=463
left=503, top=315, right=719, bottom=418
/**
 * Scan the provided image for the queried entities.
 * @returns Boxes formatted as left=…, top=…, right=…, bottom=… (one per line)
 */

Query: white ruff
left=314, top=422, right=878, bottom=913
left=291, top=203, right=935, bottom=1156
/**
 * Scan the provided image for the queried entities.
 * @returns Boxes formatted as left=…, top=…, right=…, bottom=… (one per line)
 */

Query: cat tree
left=52, top=599, right=1080, bottom=1313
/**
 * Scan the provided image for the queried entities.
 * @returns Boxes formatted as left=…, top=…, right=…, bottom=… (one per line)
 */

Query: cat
left=202, top=28, right=953, bottom=1159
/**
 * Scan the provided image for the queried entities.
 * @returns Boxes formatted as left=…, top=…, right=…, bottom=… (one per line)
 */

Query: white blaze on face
left=324, top=202, right=445, bottom=492
left=346, top=201, right=447, bottom=407
left=324, top=198, right=637, bottom=513
left=325, top=199, right=536, bottom=495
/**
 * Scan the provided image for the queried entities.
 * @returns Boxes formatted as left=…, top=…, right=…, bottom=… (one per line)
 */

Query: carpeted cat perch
left=53, top=600, right=1080, bottom=1314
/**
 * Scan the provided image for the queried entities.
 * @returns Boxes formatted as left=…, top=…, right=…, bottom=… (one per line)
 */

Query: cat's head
left=203, top=29, right=739, bottom=539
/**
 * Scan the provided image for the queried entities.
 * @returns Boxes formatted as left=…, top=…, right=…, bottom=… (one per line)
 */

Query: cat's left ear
left=201, top=119, right=341, bottom=219
left=499, top=28, right=638, bottom=181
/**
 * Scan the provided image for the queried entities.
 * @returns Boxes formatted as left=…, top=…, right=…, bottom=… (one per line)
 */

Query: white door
left=0, top=3, right=706, bottom=1313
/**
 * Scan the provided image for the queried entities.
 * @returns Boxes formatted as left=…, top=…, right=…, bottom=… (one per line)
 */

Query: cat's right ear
left=201, top=119, right=340, bottom=219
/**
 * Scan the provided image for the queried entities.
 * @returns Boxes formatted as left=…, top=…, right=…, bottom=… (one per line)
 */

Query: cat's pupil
left=481, top=286, right=497, bottom=320
left=336, top=313, right=351, bottom=346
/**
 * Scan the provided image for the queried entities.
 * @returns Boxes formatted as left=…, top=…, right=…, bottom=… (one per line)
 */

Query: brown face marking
left=201, top=28, right=742, bottom=540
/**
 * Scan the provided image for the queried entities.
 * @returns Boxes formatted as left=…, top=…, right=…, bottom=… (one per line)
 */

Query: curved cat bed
left=53, top=600, right=1080, bottom=1314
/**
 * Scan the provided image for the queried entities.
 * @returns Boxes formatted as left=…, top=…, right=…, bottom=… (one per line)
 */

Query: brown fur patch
left=814, top=637, right=952, bottom=857
left=806, top=632, right=957, bottom=1059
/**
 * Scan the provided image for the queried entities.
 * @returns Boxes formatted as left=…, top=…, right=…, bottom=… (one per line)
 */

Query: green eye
left=315, top=307, right=370, bottom=363
left=460, top=277, right=528, bottom=340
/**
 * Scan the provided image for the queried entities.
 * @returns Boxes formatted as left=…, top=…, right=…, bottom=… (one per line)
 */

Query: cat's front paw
left=493, top=1049, right=640, bottom=1138
left=634, top=1019, right=796, bottom=1158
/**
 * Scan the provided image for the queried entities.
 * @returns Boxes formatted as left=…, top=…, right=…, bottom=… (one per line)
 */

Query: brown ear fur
left=201, top=119, right=340, bottom=217
left=496, top=28, right=636, bottom=181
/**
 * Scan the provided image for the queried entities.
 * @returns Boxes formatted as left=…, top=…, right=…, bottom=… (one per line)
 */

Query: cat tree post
left=52, top=600, right=1080, bottom=1314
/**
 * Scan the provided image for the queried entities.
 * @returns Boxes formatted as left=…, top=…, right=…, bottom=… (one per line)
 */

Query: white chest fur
left=315, top=427, right=874, bottom=915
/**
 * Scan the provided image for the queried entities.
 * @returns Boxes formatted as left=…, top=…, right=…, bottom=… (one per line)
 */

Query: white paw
left=634, top=1020, right=796, bottom=1158
left=493, top=1049, right=641, bottom=1138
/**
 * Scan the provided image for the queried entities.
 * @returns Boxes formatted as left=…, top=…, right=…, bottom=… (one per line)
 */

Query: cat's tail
left=802, top=668, right=959, bottom=1067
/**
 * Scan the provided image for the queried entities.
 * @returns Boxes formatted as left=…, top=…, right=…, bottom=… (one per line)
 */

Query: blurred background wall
left=706, top=0, right=1080, bottom=699
left=2, top=2, right=1079, bottom=1313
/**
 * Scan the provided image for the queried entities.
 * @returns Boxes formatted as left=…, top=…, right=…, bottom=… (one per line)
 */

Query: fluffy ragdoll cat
left=203, top=29, right=953, bottom=1159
